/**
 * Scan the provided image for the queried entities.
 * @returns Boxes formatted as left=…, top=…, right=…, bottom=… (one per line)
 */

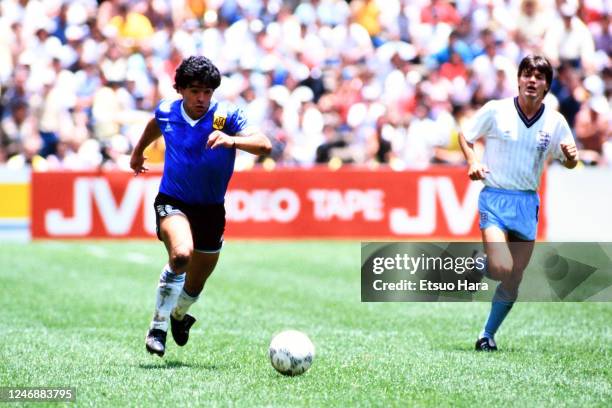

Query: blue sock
left=481, top=284, right=516, bottom=339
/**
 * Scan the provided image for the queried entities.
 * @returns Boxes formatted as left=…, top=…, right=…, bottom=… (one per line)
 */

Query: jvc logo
left=45, top=177, right=160, bottom=235
left=389, top=177, right=482, bottom=235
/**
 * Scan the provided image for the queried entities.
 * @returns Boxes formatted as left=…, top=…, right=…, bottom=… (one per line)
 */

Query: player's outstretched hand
left=130, top=153, right=149, bottom=176
left=468, top=162, right=489, bottom=180
left=206, top=131, right=235, bottom=149
left=560, top=142, right=578, bottom=161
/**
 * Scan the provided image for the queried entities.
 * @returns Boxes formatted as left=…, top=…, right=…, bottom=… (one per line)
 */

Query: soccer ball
left=268, top=330, right=315, bottom=376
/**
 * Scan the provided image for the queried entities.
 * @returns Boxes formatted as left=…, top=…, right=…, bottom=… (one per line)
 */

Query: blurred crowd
left=0, top=0, right=610, bottom=171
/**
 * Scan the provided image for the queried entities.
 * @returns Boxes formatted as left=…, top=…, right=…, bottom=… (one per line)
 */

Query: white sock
left=150, top=265, right=185, bottom=331
left=171, top=289, right=199, bottom=321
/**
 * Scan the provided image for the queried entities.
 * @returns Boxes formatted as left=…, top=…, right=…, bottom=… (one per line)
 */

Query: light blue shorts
left=478, top=187, right=540, bottom=241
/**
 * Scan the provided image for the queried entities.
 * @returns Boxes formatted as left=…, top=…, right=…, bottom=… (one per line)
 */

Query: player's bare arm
left=459, top=132, right=489, bottom=180
left=130, top=118, right=162, bottom=175
left=560, top=141, right=579, bottom=169
left=206, top=127, right=272, bottom=156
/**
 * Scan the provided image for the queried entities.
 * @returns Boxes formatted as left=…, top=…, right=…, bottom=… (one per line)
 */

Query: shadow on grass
left=437, top=341, right=523, bottom=353
left=138, top=360, right=220, bottom=370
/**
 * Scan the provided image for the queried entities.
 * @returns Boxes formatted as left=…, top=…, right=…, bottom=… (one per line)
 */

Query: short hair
left=174, top=56, right=221, bottom=90
left=517, top=55, right=553, bottom=93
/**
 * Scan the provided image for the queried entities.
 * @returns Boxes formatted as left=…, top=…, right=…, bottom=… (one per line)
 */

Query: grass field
left=1, top=241, right=610, bottom=407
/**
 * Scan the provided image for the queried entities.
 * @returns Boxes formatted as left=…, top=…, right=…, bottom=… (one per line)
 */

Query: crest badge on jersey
left=536, top=130, right=551, bottom=152
left=213, top=115, right=226, bottom=130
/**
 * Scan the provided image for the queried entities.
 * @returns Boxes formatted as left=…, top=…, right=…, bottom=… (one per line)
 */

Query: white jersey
left=462, top=97, right=574, bottom=191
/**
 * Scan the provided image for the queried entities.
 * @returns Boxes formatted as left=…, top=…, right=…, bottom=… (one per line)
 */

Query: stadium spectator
left=543, top=2, right=596, bottom=72
left=550, top=62, right=584, bottom=128
left=37, top=66, right=82, bottom=158
left=513, top=0, right=553, bottom=51
left=0, top=0, right=608, bottom=170
left=6, top=134, right=47, bottom=171
left=315, top=123, right=348, bottom=164
left=105, top=1, right=154, bottom=45
left=439, top=49, right=468, bottom=81
left=92, top=75, right=128, bottom=141
left=472, top=0, right=516, bottom=36
left=352, top=0, right=383, bottom=46
left=1, top=65, right=30, bottom=111
left=398, top=102, right=447, bottom=169
left=46, top=139, right=82, bottom=170
left=471, top=42, right=515, bottom=102
left=367, top=119, right=392, bottom=164
left=431, top=104, right=469, bottom=165
left=1, top=98, right=37, bottom=158
left=591, top=12, right=610, bottom=53
left=260, top=99, right=288, bottom=163
left=420, top=0, right=461, bottom=27
left=574, top=96, right=610, bottom=165
left=429, top=30, right=475, bottom=68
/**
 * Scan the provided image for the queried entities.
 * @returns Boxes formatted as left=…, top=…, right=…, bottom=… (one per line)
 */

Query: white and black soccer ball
left=268, top=330, right=315, bottom=376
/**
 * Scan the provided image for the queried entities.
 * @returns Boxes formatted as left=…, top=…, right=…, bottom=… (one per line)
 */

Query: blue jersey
left=155, top=98, right=248, bottom=205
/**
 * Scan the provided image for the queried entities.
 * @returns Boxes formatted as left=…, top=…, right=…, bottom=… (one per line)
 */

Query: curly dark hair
left=174, top=56, right=221, bottom=90
left=518, top=55, right=553, bottom=94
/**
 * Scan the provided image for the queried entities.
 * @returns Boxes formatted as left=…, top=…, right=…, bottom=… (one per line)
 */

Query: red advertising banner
left=30, top=168, right=546, bottom=239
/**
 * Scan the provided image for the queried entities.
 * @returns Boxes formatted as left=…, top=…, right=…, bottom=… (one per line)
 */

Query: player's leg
left=472, top=188, right=541, bottom=351
left=482, top=226, right=513, bottom=281
left=477, top=238, right=534, bottom=350
left=146, top=207, right=193, bottom=357
left=170, top=203, right=225, bottom=346
left=468, top=187, right=513, bottom=283
left=503, top=191, right=539, bottom=293
left=169, top=251, right=220, bottom=346
left=476, top=226, right=515, bottom=351
left=505, top=237, right=535, bottom=293
left=154, top=214, right=193, bottom=327
left=183, top=250, right=220, bottom=296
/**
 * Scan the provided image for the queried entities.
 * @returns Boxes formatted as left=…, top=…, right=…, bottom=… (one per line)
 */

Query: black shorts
left=154, top=193, right=226, bottom=252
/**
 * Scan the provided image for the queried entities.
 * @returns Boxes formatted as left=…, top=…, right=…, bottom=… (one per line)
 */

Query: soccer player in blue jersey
left=130, top=56, right=271, bottom=357
left=459, top=55, right=579, bottom=351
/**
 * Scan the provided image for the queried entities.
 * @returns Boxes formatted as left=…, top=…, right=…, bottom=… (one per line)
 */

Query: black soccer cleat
left=170, top=314, right=196, bottom=346
left=475, top=337, right=498, bottom=352
left=145, top=328, right=167, bottom=357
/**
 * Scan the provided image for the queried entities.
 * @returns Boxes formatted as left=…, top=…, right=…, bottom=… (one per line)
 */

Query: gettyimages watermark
left=361, top=242, right=612, bottom=302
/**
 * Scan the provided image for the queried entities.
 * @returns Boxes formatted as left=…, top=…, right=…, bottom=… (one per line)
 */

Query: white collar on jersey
left=180, top=101, right=205, bottom=127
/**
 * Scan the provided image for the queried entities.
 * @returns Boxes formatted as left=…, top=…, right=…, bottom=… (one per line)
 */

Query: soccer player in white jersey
left=130, top=56, right=272, bottom=357
left=459, top=55, right=579, bottom=351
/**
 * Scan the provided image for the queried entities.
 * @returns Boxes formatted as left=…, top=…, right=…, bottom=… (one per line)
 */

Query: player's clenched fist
left=560, top=142, right=578, bottom=161
left=468, top=162, right=490, bottom=180
left=206, top=131, right=235, bottom=149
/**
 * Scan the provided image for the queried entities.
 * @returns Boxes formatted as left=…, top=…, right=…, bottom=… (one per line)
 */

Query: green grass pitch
left=1, top=241, right=610, bottom=407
